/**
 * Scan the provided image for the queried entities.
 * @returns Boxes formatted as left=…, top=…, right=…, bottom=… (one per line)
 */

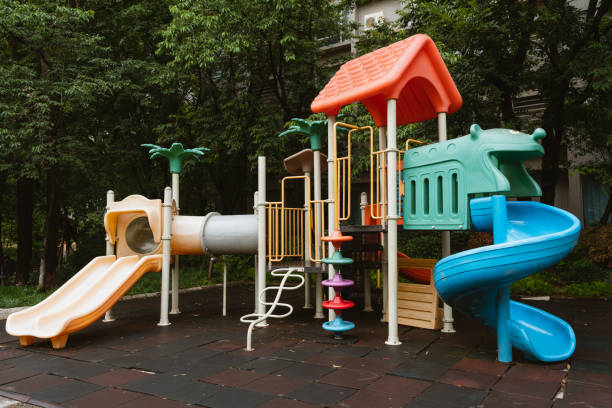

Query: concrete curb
left=0, top=281, right=246, bottom=321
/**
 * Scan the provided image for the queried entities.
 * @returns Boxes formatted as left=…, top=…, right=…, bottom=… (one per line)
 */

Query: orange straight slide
left=6, top=255, right=162, bottom=349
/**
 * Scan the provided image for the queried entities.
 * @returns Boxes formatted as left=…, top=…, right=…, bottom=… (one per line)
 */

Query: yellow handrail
left=370, top=129, right=387, bottom=221
left=267, top=176, right=310, bottom=263
left=308, top=199, right=327, bottom=262
left=405, top=139, right=426, bottom=150
left=333, top=122, right=373, bottom=228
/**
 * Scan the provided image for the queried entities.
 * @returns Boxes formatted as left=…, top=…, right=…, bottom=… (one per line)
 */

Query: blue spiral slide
left=434, top=195, right=581, bottom=362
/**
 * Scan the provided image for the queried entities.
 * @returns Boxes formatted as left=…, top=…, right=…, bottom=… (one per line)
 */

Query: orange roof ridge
left=311, top=34, right=462, bottom=126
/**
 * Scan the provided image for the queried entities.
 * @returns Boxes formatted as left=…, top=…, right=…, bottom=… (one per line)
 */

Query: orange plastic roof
left=311, top=34, right=462, bottom=126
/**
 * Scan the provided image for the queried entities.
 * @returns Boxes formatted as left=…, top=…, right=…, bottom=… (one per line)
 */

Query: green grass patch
left=0, top=286, right=55, bottom=308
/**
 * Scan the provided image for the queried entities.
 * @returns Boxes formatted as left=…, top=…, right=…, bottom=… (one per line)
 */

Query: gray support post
left=379, top=127, right=388, bottom=321
left=313, top=150, right=325, bottom=319
left=256, top=157, right=268, bottom=327
left=303, top=171, right=312, bottom=309
left=158, top=186, right=172, bottom=326
left=326, top=115, right=336, bottom=321
left=222, top=256, right=228, bottom=317
left=170, top=172, right=180, bottom=315
left=360, top=192, right=373, bottom=312
left=103, top=190, right=116, bottom=323
left=386, top=99, right=400, bottom=345
left=438, top=112, right=456, bottom=333
left=253, top=191, right=259, bottom=314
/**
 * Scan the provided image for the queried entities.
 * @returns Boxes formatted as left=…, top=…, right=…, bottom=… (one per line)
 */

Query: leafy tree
left=157, top=0, right=354, bottom=213
left=0, top=1, right=118, bottom=288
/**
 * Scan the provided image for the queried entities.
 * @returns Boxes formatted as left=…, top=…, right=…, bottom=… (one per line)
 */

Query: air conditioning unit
left=363, top=11, right=384, bottom=30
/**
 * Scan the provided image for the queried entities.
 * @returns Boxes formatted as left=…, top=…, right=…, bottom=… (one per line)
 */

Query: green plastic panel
left=402, top=124, right=545, bottom=230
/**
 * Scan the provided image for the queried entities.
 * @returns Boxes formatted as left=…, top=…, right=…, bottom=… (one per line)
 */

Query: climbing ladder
left=240, top=267, right=305, bottom=351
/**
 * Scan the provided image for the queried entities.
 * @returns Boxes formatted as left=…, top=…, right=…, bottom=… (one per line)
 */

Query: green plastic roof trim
left=142, top=143, right=209, bottom=174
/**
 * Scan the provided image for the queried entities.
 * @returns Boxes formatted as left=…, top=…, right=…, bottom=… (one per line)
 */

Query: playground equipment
left=418, top=125, right=580, bottom=362
left=269, top=34, right=579, bottom=361
left=241, top=267, right=304, bottom=351
left=436, top=195, right=579, bottom=362
left=321, top=230, right=355, bottom=337
left=8, top=255, right=162, bottom=349
left=6, top=34, right=580, bottom=364
left=7, top=185, right=259, bottom=348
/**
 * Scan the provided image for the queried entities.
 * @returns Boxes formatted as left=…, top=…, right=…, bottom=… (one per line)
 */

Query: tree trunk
left=600, top=194, right=612, bottom=224
left=540, top=130, right=561, bottom=206
left=39, top=165, right=61, bottom=290
left=16, top=177, right=33, bottom=285
left=0, top=175, right=4, bottom=264
left=540, top=91, right=567, bottom=206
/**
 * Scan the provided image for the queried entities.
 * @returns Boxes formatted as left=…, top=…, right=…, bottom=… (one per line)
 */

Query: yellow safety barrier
left=267, top=176, right=309, bottom=263
left=333, top=122, right=373, bottom=228
left=371, top=137, right=427, bottom=222
left=308, top=199, right=327, bottom=263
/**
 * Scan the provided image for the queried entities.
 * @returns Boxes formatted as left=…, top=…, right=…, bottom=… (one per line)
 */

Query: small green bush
left=564, top=281, right=612, bottom=300
left=511, top=275, right=553, bottom=296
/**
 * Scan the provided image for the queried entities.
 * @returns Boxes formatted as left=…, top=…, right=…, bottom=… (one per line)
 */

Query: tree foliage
left=358, top=0, right=611, bottom=208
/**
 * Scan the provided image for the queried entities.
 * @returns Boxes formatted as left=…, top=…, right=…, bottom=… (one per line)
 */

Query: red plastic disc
left=322, top=296, right=355, bottom=310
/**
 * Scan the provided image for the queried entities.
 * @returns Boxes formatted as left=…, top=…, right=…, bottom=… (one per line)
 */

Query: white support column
left=360, top=192, right=373, bottom=312
left=303, top=171, right=312, bottom=309
left=222, top=256, right=227, bottom=317
left=103, top=190, right=116, bottom=323
left=438, top=112, right=456, bottom=334
left=170, top=172, right=180, bottom=315
left=386, top=99, right=400, bottom=345
left=313, top=150, right=325, bottom=319
left=253, top=191, right=259, bottom=314
left=158, top=186, right=172, bottom=327
left=379, top=127, right=388, bottom=321
left=256, top=157, right=268, bottom=327
left=326, top=115, right=336, bottom=321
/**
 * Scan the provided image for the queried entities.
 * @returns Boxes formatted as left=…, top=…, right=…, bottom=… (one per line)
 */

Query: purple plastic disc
left=322, top=273, right=354, bottom=288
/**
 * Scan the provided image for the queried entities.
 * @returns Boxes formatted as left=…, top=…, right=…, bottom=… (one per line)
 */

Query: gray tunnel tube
left=200, top=213, right=258, bottom=255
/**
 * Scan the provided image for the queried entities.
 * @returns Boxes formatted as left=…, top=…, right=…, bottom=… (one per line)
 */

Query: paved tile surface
left=0, top=285, right=610, bottom=407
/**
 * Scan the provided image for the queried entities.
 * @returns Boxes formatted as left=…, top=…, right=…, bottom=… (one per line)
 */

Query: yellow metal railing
left=267, top=176, right=309, bottom=263
left=308, top=199, right=327, bottom=263
left=371, top=138, right=427, bottom=221
left=333, top=122, right=373, bottom=228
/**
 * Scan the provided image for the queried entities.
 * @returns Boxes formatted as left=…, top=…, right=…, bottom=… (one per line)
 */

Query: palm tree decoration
left=141, top=143, right=209, bottom=174
left=279, top=116, right=347, bottom=151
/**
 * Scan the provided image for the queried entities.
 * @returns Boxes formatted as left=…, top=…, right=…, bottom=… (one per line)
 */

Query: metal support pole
left=326, top=115, right=336, bottom=321
left=385, top=99, right=400, bottom=345
left=303, top=171, right=312, bottom=309
left=438, top=112, right=456, bottom=334
left=313, top=150, right=325, bottom=319
left=170, top=172, right=180, bottom=315
left=222, top=256, right=228, bottom=317
left=361, top=192, right=373, bottom=312
left=379, top=127, right=388, bottom=321
left=253, top=191, right=259, bottom=314
left=103, top=190, right=116, bottom=323
left=256, top=157, right=268, bottom=327
left=158, top=186, right=172, bottom=326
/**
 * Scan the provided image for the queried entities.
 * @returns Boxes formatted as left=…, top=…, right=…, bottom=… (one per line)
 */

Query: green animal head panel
left=402, top=124, right=545, bottom=230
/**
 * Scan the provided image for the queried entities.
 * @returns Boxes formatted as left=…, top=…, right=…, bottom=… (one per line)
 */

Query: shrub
left=564, top=281, right=612, bottom=300
left=511, top=275, right=553, bottom=296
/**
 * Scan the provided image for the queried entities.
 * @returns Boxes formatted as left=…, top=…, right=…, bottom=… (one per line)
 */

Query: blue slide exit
left=434, top=195, right=581, bottom=362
